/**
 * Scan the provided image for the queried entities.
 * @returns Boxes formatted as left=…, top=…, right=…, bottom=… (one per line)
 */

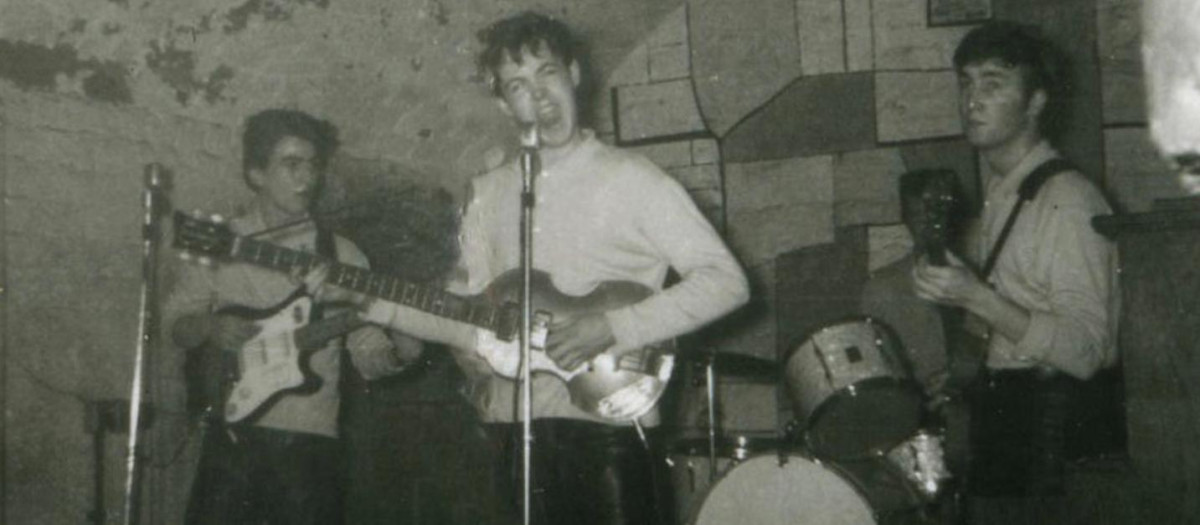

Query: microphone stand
left=705, top=351, right=718, bottom=482
left=518, top=124, right=540, bottom=525
left=123, top=163, right=168, bottom=525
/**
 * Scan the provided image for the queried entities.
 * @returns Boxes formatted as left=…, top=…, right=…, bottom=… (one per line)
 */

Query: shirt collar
left=237, top=204, right=313, bottom=242
left=524, top=128, right=598, bottom=178
left=985, top=140, right=1060, bottom=198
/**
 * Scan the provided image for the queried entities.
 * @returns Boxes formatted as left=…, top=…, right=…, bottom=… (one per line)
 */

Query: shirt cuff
left=362, top=299, right=398, bottom=328
left=604, top=307, right=642, bottom=354
left=1016, top=309, right=1056, bottom=364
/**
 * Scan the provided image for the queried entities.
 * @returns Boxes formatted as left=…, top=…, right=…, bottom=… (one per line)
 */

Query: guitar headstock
left=174, top=210, right=235, bottom=265
left=916, top=169, right=958, bottom=266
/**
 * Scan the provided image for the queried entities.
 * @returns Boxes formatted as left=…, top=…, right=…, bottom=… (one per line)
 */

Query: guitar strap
left=980, top=158, right=1076, bottom=277
left=966, top=158, right=1128, bottom=498
left=312, top=223, right=338, bottom=321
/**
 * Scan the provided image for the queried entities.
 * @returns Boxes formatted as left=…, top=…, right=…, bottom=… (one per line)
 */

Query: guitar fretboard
left=233, top=236, right=504, bottom=332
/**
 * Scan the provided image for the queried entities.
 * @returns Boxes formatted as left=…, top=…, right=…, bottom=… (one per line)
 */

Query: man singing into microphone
left=165, top=108, right=423, bottom=525
left=363, top=11, right=749, bottom=525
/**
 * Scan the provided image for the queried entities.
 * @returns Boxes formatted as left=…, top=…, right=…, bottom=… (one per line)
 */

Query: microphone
left=143, top=163, right=171, bottom=240
left=519, top=122, right=539, bottom=206
left=519, top=121, right=540, bottom=151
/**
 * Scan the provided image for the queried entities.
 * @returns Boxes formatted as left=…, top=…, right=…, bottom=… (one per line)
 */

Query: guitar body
left=185, top=291, right=360, bottom=424
left=477, top=270, right=675, bottom=419
left=173, top=210, right=672, bottom=422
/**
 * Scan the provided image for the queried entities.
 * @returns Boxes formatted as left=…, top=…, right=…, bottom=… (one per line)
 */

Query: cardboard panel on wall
left=834, top=148, right=906, bottom=226
left=689, top=0, right=802, bottom=137
left=873, top=0, right=971, bottom=70
left=722, top=73, right=875, bottom=163
left=875, top=70, right=962, bottom=143
left=615, top=79, right=708, bottom=142
left=724, top=156, right=835, bottom=266
left=797, top=0, right=847, bottom=75
left=775, top=226, right=868, bottom=358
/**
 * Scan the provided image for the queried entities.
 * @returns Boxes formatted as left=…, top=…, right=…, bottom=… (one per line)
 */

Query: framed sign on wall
left=928, top=0, right=992, bottom=26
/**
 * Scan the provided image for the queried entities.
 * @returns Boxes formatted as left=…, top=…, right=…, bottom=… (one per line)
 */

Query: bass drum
left=669, top=434, right=782, bottom=521
left=688, top=454, right=921, bottom=525
left=784, top=317, right=923, bottom=459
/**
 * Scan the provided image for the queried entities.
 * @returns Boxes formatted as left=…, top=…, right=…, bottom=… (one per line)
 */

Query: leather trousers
left=486, top=419, right=673, bottom=525
left=186, top=424, right=345, bottom=525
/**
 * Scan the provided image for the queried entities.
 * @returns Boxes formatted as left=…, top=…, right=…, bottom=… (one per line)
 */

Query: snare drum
left=689, top=453, right=923, bottom=525
left=785, top=317, right=923, bottom=459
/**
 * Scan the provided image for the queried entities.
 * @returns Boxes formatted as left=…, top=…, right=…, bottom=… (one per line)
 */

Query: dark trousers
left=967, top=367, right=1125, bottom=498
left=485, top=419, right=673, bottom=525
left=186, top=424, right=346, bottom=525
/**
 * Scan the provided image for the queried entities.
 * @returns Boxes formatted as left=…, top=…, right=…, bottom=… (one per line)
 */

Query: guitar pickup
left=531, top=311, right=552, bottom=350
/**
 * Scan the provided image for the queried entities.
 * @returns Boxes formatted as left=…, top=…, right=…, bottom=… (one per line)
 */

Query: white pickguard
left=473, top=313, right=674, bottom=420
left=223, top=297, right=312, bottom=422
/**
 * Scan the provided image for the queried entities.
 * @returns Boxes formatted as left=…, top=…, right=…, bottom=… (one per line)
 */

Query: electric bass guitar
left=173, top=211, right=675, bottom=422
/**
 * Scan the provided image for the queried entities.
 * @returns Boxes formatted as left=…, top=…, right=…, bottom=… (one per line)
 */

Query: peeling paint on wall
left=0, top=39, right=132, bottom=103
left=223, top=0, right=332, bottom=34
left=144, top=39, right=235, bottom=105
left=424, top=0, right=450, bottom=26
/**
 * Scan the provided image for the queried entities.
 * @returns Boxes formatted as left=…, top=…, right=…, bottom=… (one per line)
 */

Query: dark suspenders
left=980, top=158, right=1077, bottom=277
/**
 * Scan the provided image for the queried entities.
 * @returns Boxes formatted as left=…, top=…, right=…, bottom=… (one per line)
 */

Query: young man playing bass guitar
left=361, top=12, right=749, bottom=525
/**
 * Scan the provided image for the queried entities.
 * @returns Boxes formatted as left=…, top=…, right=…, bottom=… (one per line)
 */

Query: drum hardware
left=784, top=317, right=924, bottom=460
left=673, top=350, right=779, bottom=479
left=691, top=353, right=777, bottom=383
left=885, top=429, right=950, bottom=500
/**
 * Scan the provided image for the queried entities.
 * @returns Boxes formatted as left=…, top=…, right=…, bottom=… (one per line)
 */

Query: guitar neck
left=231, top=237, right=502, bottom=332
left=927, top=247, right=948, bottom=267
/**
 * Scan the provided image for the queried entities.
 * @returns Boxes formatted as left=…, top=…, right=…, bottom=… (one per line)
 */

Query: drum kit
left=670, top=317, right=952, bottom=525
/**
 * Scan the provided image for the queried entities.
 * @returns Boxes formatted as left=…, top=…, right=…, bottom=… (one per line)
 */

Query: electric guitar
left=918, top=171, right=987, bottom=394
left=916, top=170, right=989, bottom=481
left=173, top=211, right=675, bottom=422
left=183, top=290, right=364, bottom=423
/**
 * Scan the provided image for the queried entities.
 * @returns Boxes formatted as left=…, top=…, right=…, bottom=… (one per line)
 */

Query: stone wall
left=600, top=0, right=1182, bottom=445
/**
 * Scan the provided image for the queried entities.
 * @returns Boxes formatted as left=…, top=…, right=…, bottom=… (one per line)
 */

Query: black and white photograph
left=0, top=0, right=1195, bottom=524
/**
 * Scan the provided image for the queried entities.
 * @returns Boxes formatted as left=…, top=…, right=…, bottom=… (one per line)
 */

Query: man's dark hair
left=953, top=21, right=1072, bottom=142
left=476, top=11, right=580, bottom=97
left=242, top=109, right=339, bottom=187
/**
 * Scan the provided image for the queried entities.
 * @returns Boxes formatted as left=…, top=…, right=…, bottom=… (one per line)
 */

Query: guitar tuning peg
left=198, top=256, right=213, bottom=266
left=190, top=208, right=204, bottom=218
left=211, top=213, right=226, bottom=223
left=179, top=252, right=193, bottom=262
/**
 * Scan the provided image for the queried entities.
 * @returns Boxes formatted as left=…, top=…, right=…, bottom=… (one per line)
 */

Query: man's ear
left=569, top=60, right=581, bottom=88
left=246, top=168, right=265, bottom=190
left=1027, top=88, right=1048, bottom=121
